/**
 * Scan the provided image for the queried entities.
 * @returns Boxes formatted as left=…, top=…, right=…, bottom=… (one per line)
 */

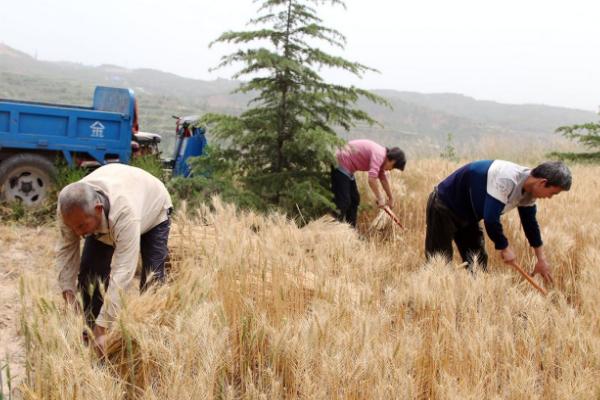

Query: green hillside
left=1, top=43, right=596, bottom=153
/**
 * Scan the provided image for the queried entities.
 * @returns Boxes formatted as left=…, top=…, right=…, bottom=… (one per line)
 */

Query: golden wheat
left=5, top=158, right=600, bottom=399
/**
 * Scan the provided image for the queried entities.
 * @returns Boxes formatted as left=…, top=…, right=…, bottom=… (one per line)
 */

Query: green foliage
left=556, top=121, right=600, bottom=148
left=53, top=159, right=88, bottom=189
left=552, top=119, right=600, bottom=162
left=3, top=51, right=598, bottom=151
left=440, top=133, right=459, bottom=161
left=167, top=146, right=263, bottom=211
left=130, top=155, right=166, bottom=181
left=0, top=159, right=87, bottom=225
left=547, top=151, right=600, bottom=163
left=0, top=188, right=52, bottom=225
left=204, top=0, right=388, bottom=220
left=1, top=155, right=168, bottom=225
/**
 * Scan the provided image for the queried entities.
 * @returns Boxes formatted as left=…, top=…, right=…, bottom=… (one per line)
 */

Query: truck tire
left=0, top=153, right=57, bottom=207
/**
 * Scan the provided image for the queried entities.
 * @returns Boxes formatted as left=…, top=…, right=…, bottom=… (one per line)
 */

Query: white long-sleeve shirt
left=56, top=163, right=172, bottom=327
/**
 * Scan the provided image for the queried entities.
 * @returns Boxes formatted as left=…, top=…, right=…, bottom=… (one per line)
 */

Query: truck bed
left=0, top=87, right=135, bottom=165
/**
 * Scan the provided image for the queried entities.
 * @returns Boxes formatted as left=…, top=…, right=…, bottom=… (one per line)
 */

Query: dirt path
left=0, top=224, right=56, bottom=397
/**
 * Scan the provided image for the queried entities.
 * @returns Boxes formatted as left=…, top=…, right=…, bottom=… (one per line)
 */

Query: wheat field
left=3, top=158, right=600, bottom=399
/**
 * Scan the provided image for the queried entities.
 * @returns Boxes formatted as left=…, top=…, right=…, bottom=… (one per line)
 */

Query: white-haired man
left=56, top=163, right=172, bottom=353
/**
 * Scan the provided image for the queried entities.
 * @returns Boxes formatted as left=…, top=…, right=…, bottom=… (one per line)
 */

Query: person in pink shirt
left=332, top=139, right=406, bottom=227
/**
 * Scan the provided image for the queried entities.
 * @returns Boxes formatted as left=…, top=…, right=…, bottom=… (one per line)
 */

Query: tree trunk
left=274, top=0, right=294, bottom=203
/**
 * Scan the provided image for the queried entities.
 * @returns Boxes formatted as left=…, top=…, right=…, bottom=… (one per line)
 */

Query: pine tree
left=440, top=133, right=459, bottom=162
left=200, top=0, right=389, bottom=219
left=550, top=117, right=600, bottom=161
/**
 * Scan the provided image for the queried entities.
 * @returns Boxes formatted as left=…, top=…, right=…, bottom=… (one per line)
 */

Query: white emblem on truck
left=90, top=121, right=105, bottom=138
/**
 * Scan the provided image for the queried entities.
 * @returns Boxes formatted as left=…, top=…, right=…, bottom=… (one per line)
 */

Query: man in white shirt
left=425, top=160, right=571, bottom=280
left=56, top=163, right=173, bottom=353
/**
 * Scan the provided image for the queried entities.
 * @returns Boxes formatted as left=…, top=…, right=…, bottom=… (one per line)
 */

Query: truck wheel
left=0, top=154, right=57, bottom=207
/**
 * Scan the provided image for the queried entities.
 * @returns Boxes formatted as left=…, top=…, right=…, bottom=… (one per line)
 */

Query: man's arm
left=94, top=218, right=141, bottom=329
left=92, top=324, right=107, bottom=356
left=482, top=195, right=516, bottom=262
left=90, top=216, right=141, bottom=357
left=517, top=206, right=542, bottom=247
left=379, top=173, right=394, bottom=208
left=56, top=210, right=81, bottom=304
left=367, top=150, right=388, bottom=207
left=483, top=195, right=509, bottom=249
left=518, top=206, right=552, bottom=283
left=368, top=177, right=386, bottom=207
left=531, top=245, right=553, bottom=283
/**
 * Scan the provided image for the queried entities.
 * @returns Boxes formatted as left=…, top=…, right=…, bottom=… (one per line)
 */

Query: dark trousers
left=78, top=218, right=171, bottom=327
left=425, top=190, right=488, bottom=270
left=331, top=167, right=360, bottom=227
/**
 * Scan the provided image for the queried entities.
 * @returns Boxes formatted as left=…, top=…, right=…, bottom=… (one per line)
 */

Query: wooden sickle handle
left=382, top=206, right=404, bottom=229
left=508, top=260, right=548, bottom=296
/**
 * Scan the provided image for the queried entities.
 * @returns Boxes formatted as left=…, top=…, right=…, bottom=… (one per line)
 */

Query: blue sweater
left=437, top=160, right=542, bottom=249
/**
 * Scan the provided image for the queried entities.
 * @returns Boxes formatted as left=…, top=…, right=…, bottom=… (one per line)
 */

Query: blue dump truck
left=0, top=86, right=206, bottom=206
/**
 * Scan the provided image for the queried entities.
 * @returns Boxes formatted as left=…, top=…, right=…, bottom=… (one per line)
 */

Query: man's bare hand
left=92, top=325, right=107, bottom=357
left=499, top=247, right=517, bottom=264
left=62, top=290, right=81, bottom=313
left=532, top=258, right=554, bottom=284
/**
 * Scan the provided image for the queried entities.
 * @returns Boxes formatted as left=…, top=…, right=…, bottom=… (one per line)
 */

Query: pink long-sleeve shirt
left=335, top=139, right=388, bottom=180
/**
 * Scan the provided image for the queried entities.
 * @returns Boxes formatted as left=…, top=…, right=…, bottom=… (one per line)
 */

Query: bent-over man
left=56, top=163, right=172, bottom=352
left=425, top=160, right=571, bottom=281
left=332, top=139, right=406, bottom=227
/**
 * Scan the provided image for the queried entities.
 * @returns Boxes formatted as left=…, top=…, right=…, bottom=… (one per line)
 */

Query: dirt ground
left=0, top=224, right=57, bottom=397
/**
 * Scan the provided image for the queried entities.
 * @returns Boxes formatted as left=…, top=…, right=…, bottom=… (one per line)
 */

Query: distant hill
left=1, top=43, right=596, bottom=153
left=374, top=91, right=596, bottom=137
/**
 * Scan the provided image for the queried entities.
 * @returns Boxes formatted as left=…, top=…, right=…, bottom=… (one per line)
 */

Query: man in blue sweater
left=425, top=160, right=571, bottom=282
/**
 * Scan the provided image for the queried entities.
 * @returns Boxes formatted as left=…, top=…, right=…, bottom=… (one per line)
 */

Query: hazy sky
left=1, top=0, right=598, bottom=111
